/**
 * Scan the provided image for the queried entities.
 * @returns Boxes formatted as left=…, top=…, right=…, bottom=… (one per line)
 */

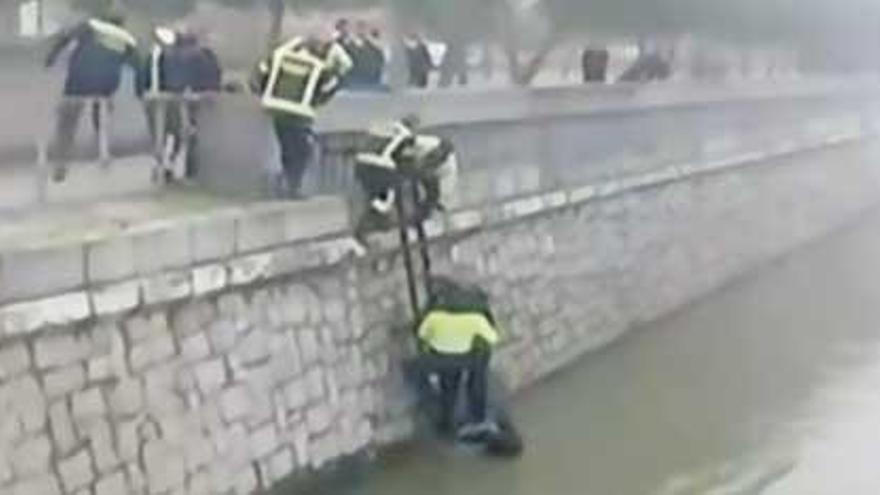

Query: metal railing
left=32, top=93, right=213, bottom=205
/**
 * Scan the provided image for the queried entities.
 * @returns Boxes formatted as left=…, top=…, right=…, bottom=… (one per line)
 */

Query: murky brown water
left=310, top=209, right=880, bottom=495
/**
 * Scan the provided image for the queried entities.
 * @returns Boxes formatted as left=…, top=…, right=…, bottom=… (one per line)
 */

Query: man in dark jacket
left=139, top=28, right=222, bottom=180
left=346, top=21, right=386, bottom=89
left=45, top=11, right=139, bottom=181
left=405, top=33, right=433, bottom=88
left=581, top=45, right=610, bottom=83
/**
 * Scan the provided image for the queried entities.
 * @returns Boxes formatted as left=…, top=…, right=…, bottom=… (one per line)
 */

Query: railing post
left=35, top=138, right=49, bottom=205
left=178, top=95, right=192, bottom=180
left=152, top=96, right=167, bottom=182
left=97, top=98, right=111, bottom=167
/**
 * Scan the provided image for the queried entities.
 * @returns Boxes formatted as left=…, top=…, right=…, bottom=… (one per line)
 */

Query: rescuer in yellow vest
left=45, top=11, right=139, bottom=181
left=353, top=115, right=458, bottom=245
left=252, top=32, right=353, bottom=198
left=417, top=276, right=500, bottom=436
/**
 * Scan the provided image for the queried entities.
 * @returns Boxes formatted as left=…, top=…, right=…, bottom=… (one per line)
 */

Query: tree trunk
left=267, top=0, right=285, bottom=50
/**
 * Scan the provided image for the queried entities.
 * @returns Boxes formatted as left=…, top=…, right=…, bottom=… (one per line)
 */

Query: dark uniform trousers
left=273, top=118, right=315, bottom=196
left=418, top=349, right=490, bottom=432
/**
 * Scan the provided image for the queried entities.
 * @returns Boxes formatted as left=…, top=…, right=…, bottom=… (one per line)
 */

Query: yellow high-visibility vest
left=261, top=38, right=352, bottom=119
left=355, top=121, right=414, bottom=170
left=418, top=310, right=500, bottom=355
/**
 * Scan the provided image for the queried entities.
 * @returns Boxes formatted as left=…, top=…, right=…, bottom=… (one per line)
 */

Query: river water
left=312, top=210, right=880, bottom=495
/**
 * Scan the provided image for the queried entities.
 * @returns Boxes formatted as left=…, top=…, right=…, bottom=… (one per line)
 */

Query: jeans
left=419, top=349, right=490, bottom=432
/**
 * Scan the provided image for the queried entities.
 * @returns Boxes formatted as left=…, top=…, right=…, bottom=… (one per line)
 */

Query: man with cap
left=251, top=29, right=353, bottom=198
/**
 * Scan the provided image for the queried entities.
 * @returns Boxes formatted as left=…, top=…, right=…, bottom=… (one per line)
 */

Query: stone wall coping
left=0, top=127, right=867, bottom=339
left=315, top=78, right=879, bottom=132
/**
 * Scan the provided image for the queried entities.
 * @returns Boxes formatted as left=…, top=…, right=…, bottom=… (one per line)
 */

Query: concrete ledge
left=0, top=129, right=868, bottom=338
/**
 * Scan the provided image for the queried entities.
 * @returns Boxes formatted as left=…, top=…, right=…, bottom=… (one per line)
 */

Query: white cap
left=154, top=27, right=176, bottom=46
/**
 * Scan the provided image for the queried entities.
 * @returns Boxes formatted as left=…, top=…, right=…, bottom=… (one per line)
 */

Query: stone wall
left=2, top=90, right=880, bottom=494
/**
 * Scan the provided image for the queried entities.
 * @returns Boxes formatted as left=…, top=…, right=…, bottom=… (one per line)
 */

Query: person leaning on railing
left=137, top=27, right=223, bottom=181
left=250, top=31, right=353, bottom=199
left=45, top=10, right=139, bottom=181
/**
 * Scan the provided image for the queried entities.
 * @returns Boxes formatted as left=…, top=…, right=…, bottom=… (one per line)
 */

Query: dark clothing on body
left=581, top=47, right=609, bottom=83
left=273, top=119, right=315, bottom=195
left=406, top=40, right=433, bottom=88
left=46, top=21, right=138, bottom=97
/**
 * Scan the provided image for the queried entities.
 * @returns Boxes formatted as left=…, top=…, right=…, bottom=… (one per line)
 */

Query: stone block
left=132, top=226, right=192, bottom=275
left=233, top=466, right=258, bottom=495
left=249, top=422, right=278, bottom=460
left=129, top=332, right=176, bottom=372
left=48, top=400, right=77, bottom=455
left=58, top=448, right=95, bottom=492
left=170, top=301, right=215, bottom=339
left=91, top=280, right=140, bottom=316
left=43, top=363, right=86, bottom=398
left=305, top=367, right=325, bottom=402
left=1, top=292, right=91, bottom=336
left=0, top=448, right=11, bottom=484
left=234, top=332, right=271, bottom=367
left=71, top=387, right=106, bottom=423
left=94, top=470, right=127, bottom=495
left=115, top=420, right=140, bottom=463
left=283, top=378, right=307, bottom=412
left=7, top=374, right=47, bottom=433
left=282, top=197, right=350, bottom=241
left=12, top=433, right=52, bottom=477
left=180, top=333, right=211, bottom=363
left=297, top=328, right=320, bottom=367
left=0, top=341, right=32, bottom=379
left=86, top=419, right=119, bottom=474
left=322, top=299, right=347, bottom=325
left=194, top=358, right=227, bottom=397
left=142, top=441, right=186, bottom=494
left=125, top=312, right=168, bottom=344
left=10, top=475, right=61, bottom=495
left=309, top=432, right=340, bottom=469
left=187, top=470, right=212, bottom=495
left=448, top=209, right=483, bottom=232
left=141, top=270, right=192, bottom=305
left=267, top=448, right=294, bottom=482
left=87, top=356, right=113, bottom=383
left=86, top=236, right=135, bottom=284
left=219, top=385, right=252, bottom=423
left=192, top=264, right=228, bottom=296
left=305, top=403, right=333, bottom=435
left=182, top=435, right=214, bottom=474
left=0, top=244, right=84, bottom=303
left=108, top=379, right=144, bottom=418
left=190, top=215, right=237, bottom=263
left=208, top=320, right=237, bottom=353
left=228, top=253, right=273, bottom=286
left=236, top=209, right=286, bottom=253
left=142, top=367, right=185, bottom=414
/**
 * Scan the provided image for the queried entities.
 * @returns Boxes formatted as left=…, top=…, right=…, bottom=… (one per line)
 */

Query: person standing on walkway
left=405, top=33, right=433, bottom=88
left=581, top=45, right=610, bottom=83
left=252, top=31, right=352, bottom=198
left=45, top=10, right=139, bottom=181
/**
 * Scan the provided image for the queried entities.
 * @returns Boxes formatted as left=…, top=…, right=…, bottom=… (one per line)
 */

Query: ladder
left=394, top=178, right=433, bottom=328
